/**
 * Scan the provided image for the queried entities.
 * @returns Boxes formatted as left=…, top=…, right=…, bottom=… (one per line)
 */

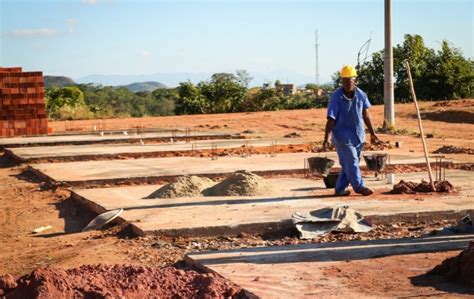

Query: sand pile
left=0, top=265, right=243, bottom=298
left=204, top=170, right=278, bottom=196
left=428, top=241, right=474, bottom=287
left=434, top=145, right=474, bottom=155
left=146, top=176, right=215, bottom=198
left=390, top=180, right=454, bottom=194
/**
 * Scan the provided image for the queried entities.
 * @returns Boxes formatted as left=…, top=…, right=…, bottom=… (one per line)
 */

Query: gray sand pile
left=204, top=170, right=278, bottom=196
left=146, top=176, right=215, bottom=198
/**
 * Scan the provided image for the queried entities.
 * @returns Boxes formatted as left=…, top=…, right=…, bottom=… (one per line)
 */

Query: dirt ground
left=0, top=154, right=461, bottom=275
left=321, top=251, right=474, bottom=297
left=0, top=155, right=471, bottom=296
left=1, top=100, right=473, bottom=297
left=45, top=99, right=474, bottom=165
left=49, top=99, right=474, bottom=143
left=1, top=265, right=244, bottom=298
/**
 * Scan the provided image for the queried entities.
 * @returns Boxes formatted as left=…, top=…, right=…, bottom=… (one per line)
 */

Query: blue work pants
left=334, top=142, right=365, bottom=193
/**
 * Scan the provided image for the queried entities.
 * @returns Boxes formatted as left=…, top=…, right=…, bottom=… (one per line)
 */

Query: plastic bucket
left=323, top=172, right=339, bottom=188
left=363, top=154, right=387, bottom=172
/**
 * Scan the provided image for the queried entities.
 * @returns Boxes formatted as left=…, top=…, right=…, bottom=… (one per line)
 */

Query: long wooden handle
left=405, top=61, right=435, bottom=190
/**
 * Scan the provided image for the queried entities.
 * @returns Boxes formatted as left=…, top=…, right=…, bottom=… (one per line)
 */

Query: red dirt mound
left=363, top=141, right=393, bottom=151
left=423, top=110, right=474, bottom=124
left=390, top=180, right=454, bottom=194
left=433, top=145, right=474, bottom=155
left=0, top=265, right=244, bottom=299
left=428, top=241, right=474, bottom=287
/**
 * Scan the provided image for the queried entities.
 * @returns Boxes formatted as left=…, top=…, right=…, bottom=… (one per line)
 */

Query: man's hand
left=370, top=134, right=380, bottom=144
left=323, top=118, right=334, bottom=151
left=323, top=140, right=330, bottom=149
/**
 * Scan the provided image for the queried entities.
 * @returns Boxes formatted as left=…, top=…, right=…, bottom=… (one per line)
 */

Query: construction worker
left=323, top=65, right=379, bottom=196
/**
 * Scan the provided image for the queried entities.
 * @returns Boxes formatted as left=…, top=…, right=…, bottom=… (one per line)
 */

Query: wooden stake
left=405, top=61, right=435, bottom=190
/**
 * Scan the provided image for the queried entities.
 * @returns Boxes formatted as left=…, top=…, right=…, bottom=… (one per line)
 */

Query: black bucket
left=363, top=154, right=387, bottom=172
left=307, top=157, right=335, bottom=176
left=323, top=172, right=339, bottom=188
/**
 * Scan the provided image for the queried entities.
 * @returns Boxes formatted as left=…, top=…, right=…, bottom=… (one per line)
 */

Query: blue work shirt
left=326, top=87, right=371, bottom=145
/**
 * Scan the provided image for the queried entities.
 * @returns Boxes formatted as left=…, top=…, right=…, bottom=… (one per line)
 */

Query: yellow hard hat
left=340, top=65, right=357, bottom=78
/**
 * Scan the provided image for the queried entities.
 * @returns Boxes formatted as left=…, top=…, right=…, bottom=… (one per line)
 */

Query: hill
left=75, top=71, right=318, bottom=87
left=122, top=81, right=167, bottom=92
left=44, top=76, right=76, bottom=88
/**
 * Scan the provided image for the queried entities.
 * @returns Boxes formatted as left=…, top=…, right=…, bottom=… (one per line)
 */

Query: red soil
left=0, top=265, right=244, bottom=299
left=428, top=241, right=474, bottom=287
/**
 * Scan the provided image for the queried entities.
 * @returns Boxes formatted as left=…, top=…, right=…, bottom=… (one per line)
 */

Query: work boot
left=335, top=189, right=351, bottom=196
left=356, top=186, right=374, bottom=196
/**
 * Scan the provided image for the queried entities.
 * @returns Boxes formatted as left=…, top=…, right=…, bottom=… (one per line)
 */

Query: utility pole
left=384, top=0, right=395, bottom=128
left=315, top=29, right=319, bottom=86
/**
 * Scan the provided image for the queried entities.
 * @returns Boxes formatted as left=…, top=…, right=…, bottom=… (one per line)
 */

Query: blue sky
left=1, top=0, right=472, bottom=85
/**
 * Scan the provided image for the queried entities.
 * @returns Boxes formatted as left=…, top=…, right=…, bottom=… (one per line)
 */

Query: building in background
left=275, top=83, right=296, bottom=96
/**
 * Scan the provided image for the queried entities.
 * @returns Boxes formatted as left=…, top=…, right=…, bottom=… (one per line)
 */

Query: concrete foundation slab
left=0, top=131, right=237, bottom=148
left=6, top=138, right=302, bottom=163
left=71, top=170, right=474, bottom=237
left=31, top=152, right=452, bottom=187
left=184, top=234, right=474, bottom=298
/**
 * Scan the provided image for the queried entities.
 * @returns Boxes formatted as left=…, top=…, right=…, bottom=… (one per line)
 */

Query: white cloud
left=81, top=0, right=98, bottom=5
left=80, top=0, right=114, bottom=6
left=65, top=19, right=79, bottom=33
left=6, top=20, right=79, bottom=38
left=139, top=50, right=151, bottom=59
left=177, top=48, right=186, bottom=57
left=66, top=18, right=79, bottom=26
left=7, top=28, right=59, bottom=38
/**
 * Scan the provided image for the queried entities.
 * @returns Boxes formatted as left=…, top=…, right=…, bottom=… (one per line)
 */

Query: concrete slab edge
left=140, top=209, right=474, bottom=237
left=0, top=134, right=238, bottom=148
left=184, top=234, right=473, bottom=299
left=70, top=191, right=128, bottom=226
left=27, top=165, right=57, bottom=185
left=68, top=187, right=474, bottom=237
left=11, top=144, right=290, bottom=164
left=3, top=149, right=25, bottom=164
left=29, top=169, right=308, bottom=188
left=28, top=162, right=472, bottom=187
left=183, top=255, right=260, bottom=299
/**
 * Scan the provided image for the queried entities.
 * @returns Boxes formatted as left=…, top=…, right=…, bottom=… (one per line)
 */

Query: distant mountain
left=121, top=81, right=167, bottom=92
left=76, top=73, right=211, bottom=87
left=44, top=76, right=76, bottom=88
left=76, top=71, right=322, bottom=88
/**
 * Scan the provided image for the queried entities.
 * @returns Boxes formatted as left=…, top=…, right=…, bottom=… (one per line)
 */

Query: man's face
left=342, top=77, right=356, bottom=93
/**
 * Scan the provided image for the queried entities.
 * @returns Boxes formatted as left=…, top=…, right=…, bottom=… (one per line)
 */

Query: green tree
left=150, top=88, right=178, bottom=115
left=199, top=73, right=247, bottom=113
left=45, top=86, right=96, bottom=120
left=349, top=34, right=473, bottom=103
left=430, top=41, right=474, bottom=100
left=392, top=34, right=435, bottom=101
left=305, top=83, right=318, bottom=91
left=176, top=81, right=209, bottom=114
left=235, top=69, right=253, bottom=87
left=357, top=51, right=385, bottom=104
left=46, top=86, right=85, bottom=113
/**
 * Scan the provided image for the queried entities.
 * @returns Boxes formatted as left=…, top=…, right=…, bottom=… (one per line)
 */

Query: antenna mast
left=315, top=29, right=319, bottom=86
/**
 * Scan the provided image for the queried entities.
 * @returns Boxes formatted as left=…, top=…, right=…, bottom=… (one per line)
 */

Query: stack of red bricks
left=0, top=67, right=48, bottom=137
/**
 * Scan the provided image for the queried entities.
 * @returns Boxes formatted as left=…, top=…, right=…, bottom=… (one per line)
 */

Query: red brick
left=0, top=67, right=22, bottom=73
